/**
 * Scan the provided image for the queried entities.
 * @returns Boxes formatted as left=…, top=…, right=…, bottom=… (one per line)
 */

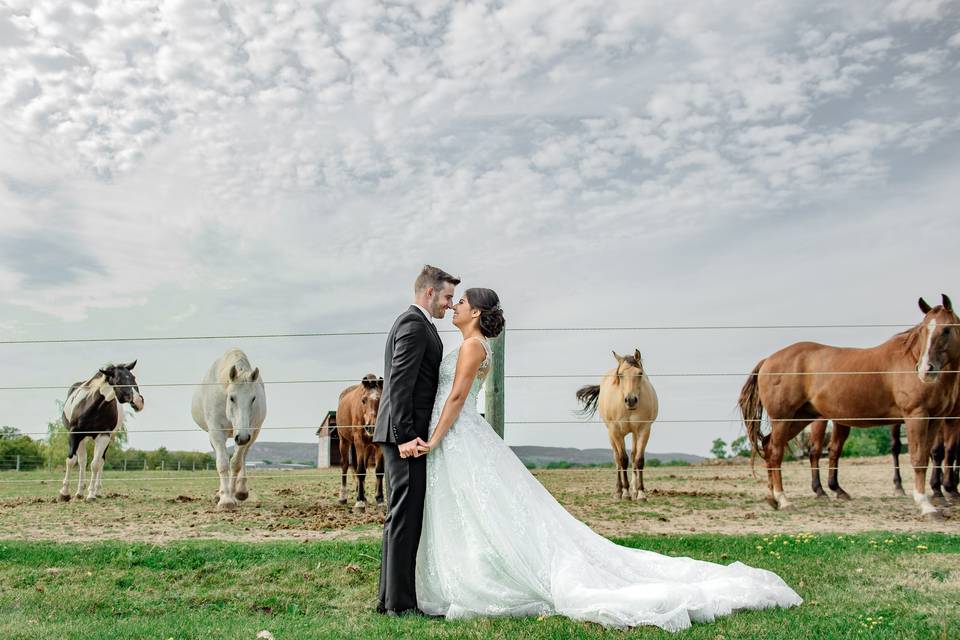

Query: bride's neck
left=459, top=327, right=485, bottom=341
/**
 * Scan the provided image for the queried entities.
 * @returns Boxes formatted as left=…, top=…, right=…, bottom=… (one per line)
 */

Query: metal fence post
left=15, top=455, right=20, bottom=472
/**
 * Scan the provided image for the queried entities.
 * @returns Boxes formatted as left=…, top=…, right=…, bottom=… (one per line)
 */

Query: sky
left=0, top=0, right=959, bottom=458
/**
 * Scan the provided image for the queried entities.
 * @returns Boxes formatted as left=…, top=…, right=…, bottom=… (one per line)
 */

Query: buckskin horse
left=336, top=374, right=384, bottom=512
left=739, top=295, right=960, bottom=518
left=59, top=361, right=144, bottom=501
left=577, top=350, right=659, bottom=500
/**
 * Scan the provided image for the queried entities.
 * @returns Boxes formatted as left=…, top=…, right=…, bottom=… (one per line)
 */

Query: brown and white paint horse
left=577, top=350, right=659, bottom=500
left=59, top=361, right=144, bottom=501
left=336, top=374, right=384, bottom=513
left=740, top=295, right=960, bottom=518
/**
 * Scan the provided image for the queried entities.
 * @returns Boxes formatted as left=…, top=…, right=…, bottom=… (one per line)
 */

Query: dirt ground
left=0, top=456, right=956, bottom=543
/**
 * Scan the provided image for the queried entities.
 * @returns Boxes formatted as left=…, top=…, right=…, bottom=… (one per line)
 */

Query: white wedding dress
left=415, top=338, right=801, bottom=632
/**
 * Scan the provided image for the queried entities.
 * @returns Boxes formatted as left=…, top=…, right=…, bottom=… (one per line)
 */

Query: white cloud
left=0, top=0, right=958, bottom=453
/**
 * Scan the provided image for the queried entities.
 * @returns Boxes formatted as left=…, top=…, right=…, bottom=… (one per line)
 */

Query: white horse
left=191, top=348, right=266, bottom=510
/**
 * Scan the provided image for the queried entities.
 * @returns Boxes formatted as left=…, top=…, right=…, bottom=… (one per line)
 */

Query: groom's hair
left=415, top=265, right=460, bottom=293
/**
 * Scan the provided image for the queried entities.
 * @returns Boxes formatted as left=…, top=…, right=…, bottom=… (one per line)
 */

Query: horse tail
left=739, top=360, right=766, bottom=470
left=576, top=385, right=601, bottom=418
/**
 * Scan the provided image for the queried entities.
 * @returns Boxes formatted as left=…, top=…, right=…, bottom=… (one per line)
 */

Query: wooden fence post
left=484, top=330, right=505, bottom=438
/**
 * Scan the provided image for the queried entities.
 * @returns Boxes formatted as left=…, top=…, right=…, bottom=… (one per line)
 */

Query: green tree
left=710, top=438, right=728, bottom=459
left=0, top=436, right=46, bottom=470
left=0, top=426, right=20, bottom=440
left=729, top=435, right=751, bottom=458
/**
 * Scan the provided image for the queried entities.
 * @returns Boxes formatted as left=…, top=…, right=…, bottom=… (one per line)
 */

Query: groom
left=373, top=264, right=459, bottom=616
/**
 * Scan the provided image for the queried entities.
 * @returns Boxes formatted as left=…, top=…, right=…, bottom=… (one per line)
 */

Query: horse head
left=916, top=293, right=960, bottom=383
left=99, top=360, right=144, bottom=412
left=359, top=374, right=383, bottom=436
left=225, top=364, right=260, bottom=445
left=612, top=349, right=646, bottom=411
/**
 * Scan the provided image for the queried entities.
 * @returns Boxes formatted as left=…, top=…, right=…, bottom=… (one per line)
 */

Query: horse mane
left=216, top=349, right=255, bottom=384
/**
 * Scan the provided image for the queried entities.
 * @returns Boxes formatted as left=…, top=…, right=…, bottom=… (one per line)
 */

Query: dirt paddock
left=0, top=456, right=956, bottom=543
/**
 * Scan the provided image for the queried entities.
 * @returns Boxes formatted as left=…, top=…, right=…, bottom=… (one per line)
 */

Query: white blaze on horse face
left=917, top=319, right=938, bottom=382
left=225, top=379, right=258, bottom=442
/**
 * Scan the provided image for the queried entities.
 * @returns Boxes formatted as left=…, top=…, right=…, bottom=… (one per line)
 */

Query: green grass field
left=1, top=532, right=957, bottom=639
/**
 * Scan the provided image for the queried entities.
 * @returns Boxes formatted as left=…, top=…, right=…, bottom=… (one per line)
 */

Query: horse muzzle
left=131, top=394, right=145, bottom=412
left=363, top=424, right=375, bottom=437
left=235, top=433, right=252, bottom=446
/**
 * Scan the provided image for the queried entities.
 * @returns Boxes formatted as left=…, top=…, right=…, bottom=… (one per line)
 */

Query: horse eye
left=251, top=397, right=255, bottom=404
left=229, top=396, right=235, bottom=403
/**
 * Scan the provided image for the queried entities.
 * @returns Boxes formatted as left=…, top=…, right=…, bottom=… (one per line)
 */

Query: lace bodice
left=430, top=338, right=492, bottom=431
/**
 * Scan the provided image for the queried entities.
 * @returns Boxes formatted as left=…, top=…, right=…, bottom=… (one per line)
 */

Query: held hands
left=398, top=437, right=432, bottom=459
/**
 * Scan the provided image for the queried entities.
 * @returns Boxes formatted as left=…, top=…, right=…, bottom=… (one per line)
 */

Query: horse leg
left=891, top=423, right=905, bottom=496
left=808, top=419, right=827, bottom=498
left=234, top=442, right=252, bottom=501
left=59, top=433, right=81, bottom=501
left=766, top=420, right=806, bottom=510
left=929, top=423, right=946, bottom=506
left=608, top=431, right=627, bottom=500
left=338, top=436, right=350, bottom=505
left=632, top=425, right=651, bottom=501
left=944, top=422, right=960, bottom=499
left=373, top=446, right=385, bottom=506
left=74, top=436, right=88, bottom=500
left=906, top=416, right=940, bottom=519
left=86, top=434, right=111, bottom=500
left=228, top=443, right=246, bottom=506
left=209, top=429, right=236, bottom=510
left=353, top=442, right=368, bottom=513
left=827, top=423, right=852, bottom=500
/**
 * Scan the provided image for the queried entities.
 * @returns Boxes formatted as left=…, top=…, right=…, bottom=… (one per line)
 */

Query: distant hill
left=229, top=442, right=703, bottom=467
left=510, top=446, right=703, bottom=466
left=227, top=442, right=316, bottom=465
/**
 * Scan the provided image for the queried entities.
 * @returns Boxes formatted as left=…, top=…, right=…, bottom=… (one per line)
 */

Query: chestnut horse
left=336, top=374, right=384, bottom=513
left=577, top=350, right=659, bottom=500
left=739, top=295, right=960, bottom=518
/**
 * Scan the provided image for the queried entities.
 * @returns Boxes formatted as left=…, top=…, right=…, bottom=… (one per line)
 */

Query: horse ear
left=99, top=367, right=111, bottom=377
left=942, top=293, right=953, bottom=313
left=377, top=377, right=384, bottom=389
left=919, top=297, right=932, bottom=314
left=612, top=351, right=623, bottom=363
left=124, top=360, right=137, bottom=371
left=229, top=365, right=238, bottom=382
left=250, top=368, right=260, bottom=382
left=634, top=349, right=642, bottom=362
left=361, top=377, right=373, bottom=389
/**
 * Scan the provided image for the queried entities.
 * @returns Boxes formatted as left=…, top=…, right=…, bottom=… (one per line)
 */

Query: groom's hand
left=398, top=438, right=428, bottom=459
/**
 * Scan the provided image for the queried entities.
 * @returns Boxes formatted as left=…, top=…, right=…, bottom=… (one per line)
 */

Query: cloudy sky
left=1, top=0, right=959, bottom=458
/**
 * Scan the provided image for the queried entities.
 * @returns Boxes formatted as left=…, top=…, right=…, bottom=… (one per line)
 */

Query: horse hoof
left=835, top=492, right=852, bottom=501
left=353, top=502, right=366, bottom=514
left=893, top=487, right=906, bottom=497
left=74, top=493, right=83, bottom=501
left=85, top=495, right=97, bottom=502
left=235, top=491, right=249, bottom=502
left=814, top=493, right=828, bottom=499
left=337, top=498, right=348, bottom=505
left=931, top=495, right=949, bottom=508
left=765, top=496, right=779, bottom=510
left=924, top=510, right=944, bottom=522
left=217, top=499, right=238, bottom=511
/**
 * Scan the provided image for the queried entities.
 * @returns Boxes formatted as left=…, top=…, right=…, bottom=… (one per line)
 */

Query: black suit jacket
left=372, top=306, right=443, bottom=445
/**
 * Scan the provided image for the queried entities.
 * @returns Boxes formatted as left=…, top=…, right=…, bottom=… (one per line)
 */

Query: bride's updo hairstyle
left=465, top=288, right=505, bottom=338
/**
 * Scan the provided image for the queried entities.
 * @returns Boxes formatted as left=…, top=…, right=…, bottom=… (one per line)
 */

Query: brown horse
left=577, top=350, right=659, bottom=500
left=739, top=295, right=960, bottom=518
left=336, top=374, right=384, bottom=513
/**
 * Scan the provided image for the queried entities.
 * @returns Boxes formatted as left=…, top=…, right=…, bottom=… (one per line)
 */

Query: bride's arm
left=425, top=340, right=487, bottom=450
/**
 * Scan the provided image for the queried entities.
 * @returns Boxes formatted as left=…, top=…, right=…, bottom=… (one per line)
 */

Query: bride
left=415, top=287, right=802, bottom=632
